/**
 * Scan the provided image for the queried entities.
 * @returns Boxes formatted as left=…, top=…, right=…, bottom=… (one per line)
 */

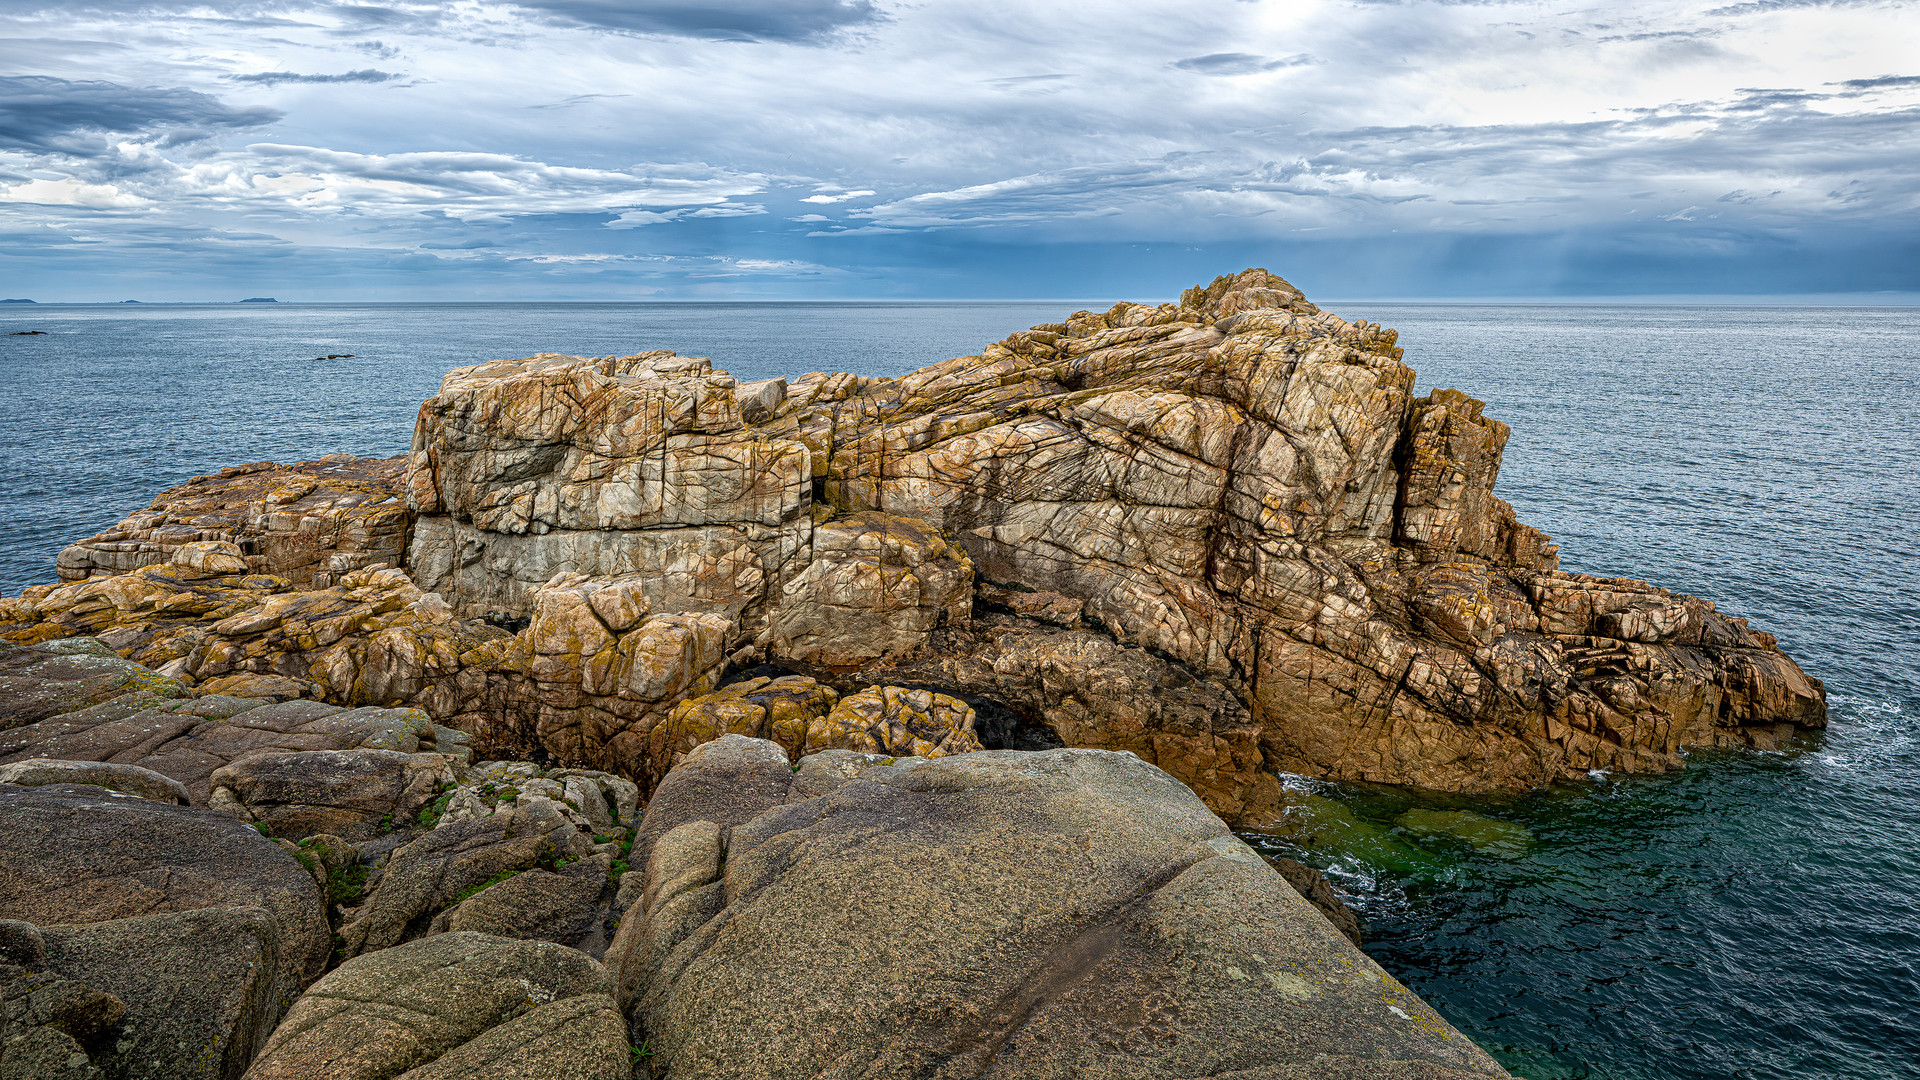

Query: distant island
left=238, top=297, right=278, bottom=303
left=0, top=299, right=34, bottom=304
left=120, top=300, right=142, bottom=304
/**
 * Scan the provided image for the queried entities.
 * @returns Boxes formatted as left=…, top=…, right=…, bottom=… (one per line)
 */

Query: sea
left=3, top=300, right=1917, bottom=1079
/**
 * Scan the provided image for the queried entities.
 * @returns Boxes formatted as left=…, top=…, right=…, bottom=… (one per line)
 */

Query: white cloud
left=800, top=189, right=876, bottom=204
left=0, top=176, right=149, bottom=208
left=0, top=0, right=1915, bottom=293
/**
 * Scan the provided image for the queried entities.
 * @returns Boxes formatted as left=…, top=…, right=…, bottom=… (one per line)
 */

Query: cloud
left=0, top=176, right=150, bottom=208
left=0, top=75, right=279, bottom=153
left=1170, top=52, right=1314, bottom=75
left=223, top=68, right=400, bottom=86
left=799, top=189, right=875, bottom=203
left=174, top=144, right=768, bottom=221
left=509, top=0, right=881, bottom=42
left=1835, top=74, right=1920, bottom=90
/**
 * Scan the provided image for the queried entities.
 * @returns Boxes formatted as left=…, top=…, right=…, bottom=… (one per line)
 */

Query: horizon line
left=7, top=294, right=1920, bottom=308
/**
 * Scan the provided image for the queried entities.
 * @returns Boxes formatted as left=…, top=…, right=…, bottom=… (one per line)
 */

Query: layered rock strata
left=0, top=270, right=1828, bottom=819
left=56, top=455, right=409, bottom=587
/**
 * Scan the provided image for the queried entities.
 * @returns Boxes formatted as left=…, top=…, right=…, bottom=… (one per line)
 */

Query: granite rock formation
left=0, top=647, right=1475, bottom=1078
left=606, top=735, right=1506, bottom=1079
left=55, top=455, right=409, bottom=587
left=0, top=270, right=1827, bottom=821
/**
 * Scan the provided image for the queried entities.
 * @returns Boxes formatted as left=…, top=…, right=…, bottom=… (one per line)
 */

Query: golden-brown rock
left=55, top=455, right=409, bottom=587
left=2, top=268, right=1828, bottom=817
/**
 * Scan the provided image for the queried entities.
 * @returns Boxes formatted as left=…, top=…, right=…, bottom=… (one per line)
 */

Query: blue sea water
left=2, top=300, right=1917, bottom=1079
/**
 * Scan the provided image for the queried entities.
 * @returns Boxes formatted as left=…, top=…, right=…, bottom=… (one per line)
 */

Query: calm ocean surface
left=3, top=300, right=1917, bottom=1079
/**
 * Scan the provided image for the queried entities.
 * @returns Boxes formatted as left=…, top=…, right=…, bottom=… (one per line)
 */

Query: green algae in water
left=1394, top=808, right=1534, bottom=858
left=1245, top=790, right=1451, bottom=877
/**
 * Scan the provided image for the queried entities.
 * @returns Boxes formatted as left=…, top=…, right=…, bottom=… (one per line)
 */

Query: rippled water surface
left=3, top=300, right=1917, bottom=1078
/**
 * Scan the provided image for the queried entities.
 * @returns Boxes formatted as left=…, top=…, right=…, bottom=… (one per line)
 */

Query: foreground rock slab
left=241, top=932, right=625, bottom=1080
left=0, top=784, right=331, bottom=1079
left=608, top=737, right=1508, bottom=1079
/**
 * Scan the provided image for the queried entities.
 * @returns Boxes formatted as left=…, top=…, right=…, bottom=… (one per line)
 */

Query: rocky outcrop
left=0, top=269, right=1827, bottom=818
left=240, top=933, right=627, bottom=1080
left=0, top=783, right=333, bottom=1078
left=649, top=675, right=982, bottom=775
left=55, top=455, right=409, bottom=587
left=605, top=736, right=1507, bottom=1079
left=207, top=750, right=461, bottom=841
left=1, top=642, right=472, bottom=806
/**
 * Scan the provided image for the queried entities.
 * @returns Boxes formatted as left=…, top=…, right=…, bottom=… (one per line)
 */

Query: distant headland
left=238, top=297, right=279, bottom=303
left=0, top=299, right=34, bottom=304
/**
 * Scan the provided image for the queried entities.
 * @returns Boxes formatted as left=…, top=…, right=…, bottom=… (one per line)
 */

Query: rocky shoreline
left=0, top=270, right=1827, bottom=1077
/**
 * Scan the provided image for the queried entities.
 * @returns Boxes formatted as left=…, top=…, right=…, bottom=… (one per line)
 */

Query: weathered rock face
left=55, top=455, right=409, bottom=588
left=0, top=269, right=1827, bottom=816
left=240, top=932, right=626, bottom=1080
left=0, top=782, right=333, bottom=1078
left=0, top=645, right=473, bottom=806
left=605, top=736, right=1508, bottom=1079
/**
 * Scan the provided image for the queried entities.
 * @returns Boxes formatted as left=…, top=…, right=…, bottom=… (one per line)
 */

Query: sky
left=1, top=0, right=1916, bottom=301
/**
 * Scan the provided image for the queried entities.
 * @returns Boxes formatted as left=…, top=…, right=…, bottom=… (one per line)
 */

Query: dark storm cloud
left=223, top=68, right=399, bottom=85
left=0, top=75, right=279, bottom=153
left=1171, top=52, right=1314, bottom=75
left=510, top=0, right=881, bottom=42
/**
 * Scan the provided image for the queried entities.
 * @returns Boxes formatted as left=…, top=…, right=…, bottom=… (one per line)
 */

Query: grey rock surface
left=0, top=783, right=330, bottom=1008
left=605, top=740, right=1508, bottom=1079
left=40, top=906, right=283, bottom=1080
left=337, top=800, right=595, bottom=959
left=207, top=749, right=458, bottom=840
left=241, top=932, right=613, bottom=1080
left=0, top=638, right=183, bottom=726
left=388, top=993, right=631, bottom=1080
left=0, top=692, right=469, bottom=806
left=0, top=759, right=188, bottom=804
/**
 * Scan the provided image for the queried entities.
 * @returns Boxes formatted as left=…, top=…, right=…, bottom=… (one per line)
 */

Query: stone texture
left=53, top=455, right=410, bottom=588
left=241, top=932, right=614, bottom=1080
left=605, top=739, right=1507, bottom=1079
left=0, top=269, right=1828, bottom=814
left=0, top=758, right=189, bottom=804
left=761, top=510, right=974, bottom=668
left=649, top=675, right=981, bottom=778
left=386, top=993, right=631, bottom=1080
left=426, top=861, right=615, bottom=959
left=0, top=783, right=330, bottom=1059
left=0, top=638, right=183, bottom=724
left=0, top=679, right=472, bottom=806
left=335, top=799, right=598, bottom=959
left=39, top=907, right=285, bottom=1080
left=207, top=749, right=459, bottom=841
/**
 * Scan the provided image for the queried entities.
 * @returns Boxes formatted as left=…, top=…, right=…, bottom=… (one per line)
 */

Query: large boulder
left=605, top=738, right=1508, bottom=1079
left=0, top=638, right=183, bottom=725
left=241, top=932, right=626, bottom=1080
left=207, top=749, right=459, bottom=841
left=0, top=785, right=332, bottom=1078
left=38, top=907, right=285, bottom=1080
left=0, top=784, right=330, bottom=997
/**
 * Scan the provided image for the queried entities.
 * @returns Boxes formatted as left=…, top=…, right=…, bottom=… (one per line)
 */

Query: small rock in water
left=8, top=330, right=47, bottom=335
